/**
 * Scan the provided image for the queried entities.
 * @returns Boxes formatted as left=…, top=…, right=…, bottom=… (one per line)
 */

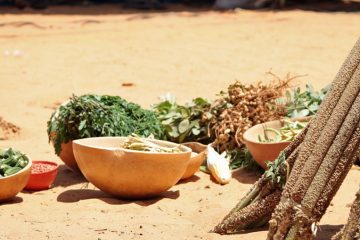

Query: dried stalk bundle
left=208, top=73, right=295, bottom=152
left=332, top=187, right=360, bottom=240
left=267, top=37, right=360, bottom=240
left=212, top=126, right=308, bottom=234
left=212, top=38, right=360, bottom=239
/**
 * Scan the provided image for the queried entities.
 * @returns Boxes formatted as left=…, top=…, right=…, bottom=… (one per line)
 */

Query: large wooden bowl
left=0, top=160, right=32, bottom=202
left=243, top=118, right=309, bottom=169
left=73, top=137, right=192, bottom=199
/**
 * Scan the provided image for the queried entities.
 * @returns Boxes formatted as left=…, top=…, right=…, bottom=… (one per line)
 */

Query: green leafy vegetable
left=0, top=148, right=29, bottom=178
left=152, top=94, right=210, bottom=143
left=47, top=94, right=165, bottom=155
left=285, top=84, right=331, bottom=118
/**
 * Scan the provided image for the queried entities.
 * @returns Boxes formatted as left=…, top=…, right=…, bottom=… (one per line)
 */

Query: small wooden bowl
left=243, top=118, right=310, bottom=169
left=0, top=160, right=32, bottom=202
left=181, top=142, right=207, bottom=180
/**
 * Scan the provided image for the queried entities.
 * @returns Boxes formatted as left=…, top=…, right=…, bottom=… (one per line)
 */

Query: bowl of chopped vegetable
left=24, top=161, right=59, bottom=191
left=0, top=148, right=32, bottom=202
left=181, top=142, right=207, bottom=180
left=242, top=118, right=310, bottom=169
left=72, top=136, right=192, bottom=199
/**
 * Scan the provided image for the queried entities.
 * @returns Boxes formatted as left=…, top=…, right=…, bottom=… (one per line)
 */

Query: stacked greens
left=47, top=94, right=165, bottom=155
left=0, top=148, right=29, bottom=178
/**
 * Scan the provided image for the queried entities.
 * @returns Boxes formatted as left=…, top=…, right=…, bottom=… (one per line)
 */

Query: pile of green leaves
left=47, top=94, right=165, bottom=155
left=0, top=148, right=29, bottom=178
left=152, top=95, right=211, bottom=143
left=284, top=84, right=331, bottom=118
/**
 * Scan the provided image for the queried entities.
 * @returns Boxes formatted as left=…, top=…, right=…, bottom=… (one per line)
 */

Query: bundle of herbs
left=48, top=94, right=165, bottom=155
left=152, top=94, right=211, bottom=143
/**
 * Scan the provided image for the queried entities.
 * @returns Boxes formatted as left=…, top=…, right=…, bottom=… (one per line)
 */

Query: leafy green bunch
left=152, top=94, right=211, bottom=143
left=285, top=84, right=331, bottom=118
left=47, top=94, right=165, bottom=155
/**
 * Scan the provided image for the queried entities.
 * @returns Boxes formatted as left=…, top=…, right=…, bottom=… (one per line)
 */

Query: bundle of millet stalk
left=213, top=37, right=360, bottom=240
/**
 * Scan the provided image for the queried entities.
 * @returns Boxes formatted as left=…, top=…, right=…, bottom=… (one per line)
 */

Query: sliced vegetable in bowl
left=0, top=148, right=30, bottom=178
left=0, top=148, right=31, bottom=202
left=120, top=135, right=182, bottom=153
left=243, top=117, right=310, bottom=169
left=258, top=119, right=308, bottom=143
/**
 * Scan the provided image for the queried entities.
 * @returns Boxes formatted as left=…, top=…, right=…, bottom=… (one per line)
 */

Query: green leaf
left=168, top=126, right=180, bottom=138
left=161, top=118, right=174, bottom=126
left=191, top=128, right=201, bottom=135
left=79, top=120, right=87, bottom=130
left=178, top=119, right=190, bottom=134
left=193, top=97, right=209, bottom=107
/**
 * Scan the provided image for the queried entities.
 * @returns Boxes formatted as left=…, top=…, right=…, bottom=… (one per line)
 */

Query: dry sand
left=0, top=5, right=359, bottom=240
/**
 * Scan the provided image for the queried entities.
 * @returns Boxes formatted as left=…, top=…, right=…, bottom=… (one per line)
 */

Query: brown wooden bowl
left=59, top=141, right=79, bottom=171
left=243, top=117, right=310, bottom=169
left=73, top=137, right=192, bottom=199
left=50, top=130, right=79, bottom=172
left=0, top=160, right=32, bottom=202
left=181, top=142, right=207, bottom=180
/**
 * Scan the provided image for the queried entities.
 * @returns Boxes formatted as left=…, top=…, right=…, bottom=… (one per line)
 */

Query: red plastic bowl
left=24, top=161, right=58, bottom=191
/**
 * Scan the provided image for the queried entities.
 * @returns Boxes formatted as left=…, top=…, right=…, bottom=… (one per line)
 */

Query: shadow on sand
left=0, top=196, right=23, bottom=205
left=317, top=224, right=344, bottom=240
left=52, top=164, right=87, bottom=188
left=232, top=167, right=262, bottom=184
left=57, top=188, right=180, bottom=205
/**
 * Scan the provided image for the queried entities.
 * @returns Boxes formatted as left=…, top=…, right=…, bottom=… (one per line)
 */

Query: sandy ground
left=0, top=4, right=360, bottom=240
